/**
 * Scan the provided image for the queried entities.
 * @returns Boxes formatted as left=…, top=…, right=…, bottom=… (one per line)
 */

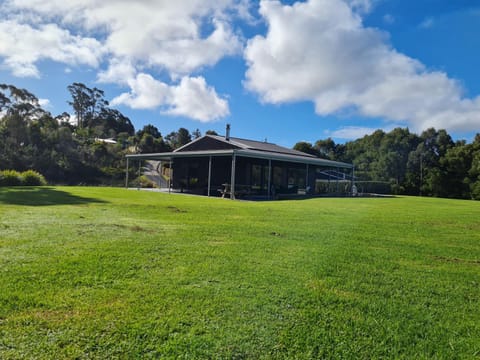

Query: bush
left=0, top=170, right=22, bottom=186
left=21, top=170, right=47, bottom=186
left=471, top=180, right=480, bottom=200
left=139, top=175, right=157, bottom=188
left=0, top=169, right=47, bottom=186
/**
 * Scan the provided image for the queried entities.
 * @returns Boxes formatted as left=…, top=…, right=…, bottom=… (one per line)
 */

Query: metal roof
left=207, top=135, right=317, bottom=158
left=126, top=148, right=352, bottom=169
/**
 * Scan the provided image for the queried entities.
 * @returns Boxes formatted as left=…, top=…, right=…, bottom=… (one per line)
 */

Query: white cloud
left=345, top=0, right=374, bottom=14
left=143, top=18, right=242, bottom=77
left=164, top=76, right=230, bottom=122
left=1, top=0, right=245, bottom=121
left=244, top=0, right=480, bottom=133
left=327, top=125, right=396, bottom=140
left=328, top=126, right=377, bottom=140
left=38, top=98, right=50, bottom=108
left=3, top=0, right=244, bottom=77
left=111, top=74, right=229, bottom=122
left=111, top=73, right=171, bottom=109
left=0, top=20, right=103, bottom=77
left=97, top=59, right=136, bottom=85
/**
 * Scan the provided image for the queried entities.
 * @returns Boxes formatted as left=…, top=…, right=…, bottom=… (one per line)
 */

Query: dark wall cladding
left=170, top=155, right=353, bottom=197
left=177, top=137, right=238, bottom=152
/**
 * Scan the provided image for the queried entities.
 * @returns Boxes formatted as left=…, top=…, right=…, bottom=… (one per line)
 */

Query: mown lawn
left=0, top=187, right=479, bottom=359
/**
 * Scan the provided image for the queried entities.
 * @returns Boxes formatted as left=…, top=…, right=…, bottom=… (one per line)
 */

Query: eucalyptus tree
left=67, top=82, right=108, bottom=128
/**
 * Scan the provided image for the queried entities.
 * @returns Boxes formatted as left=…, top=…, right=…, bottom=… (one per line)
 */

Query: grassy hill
left=0, top=187, right=479, bottom=359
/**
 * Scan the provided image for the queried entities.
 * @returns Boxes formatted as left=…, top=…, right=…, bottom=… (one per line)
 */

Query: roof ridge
left=206, top=134, right=316, bottom=158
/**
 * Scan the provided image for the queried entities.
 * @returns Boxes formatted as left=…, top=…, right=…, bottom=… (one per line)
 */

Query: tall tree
left=165, top=127, right=192, bottom=149
left=192, top=128, right=202, bottom=139
left=293, top=141, right=320, bottom=156
left=314, top=138, right=337, bottom=160
left=67, top=83, right=108, bottom=128
left=0, top=84, right=45, bottom=119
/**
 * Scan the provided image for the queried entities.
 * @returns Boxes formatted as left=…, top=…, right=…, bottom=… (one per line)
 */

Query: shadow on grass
left=0, top=187, right=108, bottom=206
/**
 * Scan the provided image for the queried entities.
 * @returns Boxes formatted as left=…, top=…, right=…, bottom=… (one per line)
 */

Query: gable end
left=175, top=135, right=240, bottom=152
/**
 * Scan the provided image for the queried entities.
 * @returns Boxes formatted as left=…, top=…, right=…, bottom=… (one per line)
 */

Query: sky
left=1, top=0, right=479, bottom=147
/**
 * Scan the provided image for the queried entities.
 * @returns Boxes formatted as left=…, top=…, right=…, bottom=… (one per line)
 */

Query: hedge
left=0, top=170, right=47, bottom=186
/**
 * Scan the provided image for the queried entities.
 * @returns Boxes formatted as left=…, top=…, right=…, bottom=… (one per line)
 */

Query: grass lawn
left=0, top=187, right=479, bottom=359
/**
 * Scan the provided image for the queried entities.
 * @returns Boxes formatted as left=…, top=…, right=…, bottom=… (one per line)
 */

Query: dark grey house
left=126, top=128, right=354, bottom=199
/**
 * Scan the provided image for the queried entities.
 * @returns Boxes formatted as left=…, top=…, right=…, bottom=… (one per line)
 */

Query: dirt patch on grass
left=433, top=255, right=480, bottom=265
left=167, top=206, right=187, bottom=213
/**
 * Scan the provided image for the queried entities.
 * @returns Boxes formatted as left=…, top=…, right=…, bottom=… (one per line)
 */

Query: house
left=125, top=126, right=354, bottom=199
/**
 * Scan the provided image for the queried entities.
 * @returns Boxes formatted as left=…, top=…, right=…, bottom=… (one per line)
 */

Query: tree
left=192, top=128, right=202, bottom=139
left=67, top=83, right=108, bottom=128
left=293, top=141, right=320, bottom=156
left=0, top=84, right=45, bottom=119
left=314, top=138, right=337, bottom=160
left=95, top=108, right=134, bottom=137
left=135, top=124, right=170, bottom=153
left=417, top=128, right=454, bottom=197
left=377, top=128, right=421, bottom=192
left=441, top=141, right=473, bottom=199
left=136, top=124, right=162, bottom=139
left=165, top=127, right=192, bottom=149
left=468, top=134, right=480, bottom=200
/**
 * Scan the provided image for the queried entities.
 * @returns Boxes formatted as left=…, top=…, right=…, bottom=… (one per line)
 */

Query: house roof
left=126, top=148, right=352, bottom=168
left=127, top=138, right=353, bottom=169
left=204, top=135, right=317, bottom=158
left=127, top=134, right=353, bottom=169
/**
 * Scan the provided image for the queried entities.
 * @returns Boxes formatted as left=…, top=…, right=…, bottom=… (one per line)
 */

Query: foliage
left=0, top=83, right=141, bottom=185
left=309, top=127, right=480, bottom=199
left=132, top=175, right=158, bottom=188
left=293, top=141, right=320, bottom=156
left=21, top=170, right=47, bottom=186
left=0, top=187, right=479, bottom=358
left=165, top=127, right=192, bottom=149
left=0, top=170, right=22, bottom=186
left=0, top=169, right=47, bottom=186
left=135, top=124, right=171, bottom=154
left=1, top=82, right=479, bottom=199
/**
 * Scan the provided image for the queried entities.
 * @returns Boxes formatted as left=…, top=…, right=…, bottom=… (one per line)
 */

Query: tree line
left=294, top=128, right=480, bottom=200
left=1, top=82, right=479, bottom=199
left=0, top=83, right=203, bottom=185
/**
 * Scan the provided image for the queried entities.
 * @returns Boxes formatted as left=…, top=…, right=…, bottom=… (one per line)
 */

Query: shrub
left=139, top=175, right=157, bottom=188
left=21, top=170, right=47, bottom=186
left=0, top=169, right=47, bottom=186
left=0, top=170, right=22, bottom=186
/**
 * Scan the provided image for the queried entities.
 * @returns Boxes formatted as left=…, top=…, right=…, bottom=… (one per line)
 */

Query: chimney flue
left=226, top=123, right=231, bottom=141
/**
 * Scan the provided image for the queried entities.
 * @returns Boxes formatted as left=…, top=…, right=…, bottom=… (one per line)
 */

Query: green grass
left=0, top=187, right=479, bottom=359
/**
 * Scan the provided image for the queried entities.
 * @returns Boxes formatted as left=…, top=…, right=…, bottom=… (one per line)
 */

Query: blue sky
left=1, top=0, right=479, bottom=147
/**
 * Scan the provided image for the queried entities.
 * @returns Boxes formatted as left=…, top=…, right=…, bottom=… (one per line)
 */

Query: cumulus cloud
left=3, top=0, right=243, bottom=76
left=111, top=73, right=171, bottom=110
left=244, top=0, right=480, bottom=133
left=111, top=74, right=229, bottom=122
left=0, top=20, right=102, bottom=77
left=164, top=76, right=230, bottom=122
left=327, top=125, right=397, bottom=140
left=1, top=0, right=244, bottom=121
left=97, top=59, right=136, bottom=85
left=38, top=98, right=50, bottom=108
